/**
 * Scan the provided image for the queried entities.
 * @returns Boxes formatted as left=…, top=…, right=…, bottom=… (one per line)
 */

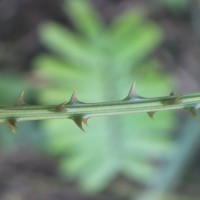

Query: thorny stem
left=0, top=85, right=200, bottom=132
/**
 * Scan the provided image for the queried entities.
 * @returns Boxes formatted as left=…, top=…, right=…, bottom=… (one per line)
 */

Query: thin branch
left=1, top=85, right=200, bottom=132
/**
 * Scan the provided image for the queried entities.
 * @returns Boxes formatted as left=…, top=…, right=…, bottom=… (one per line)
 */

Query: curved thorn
left=17, top=90, right=25, bottom=106
left=72, top=117, right=85, bottom=132
left=7, top=118, right=17, bottom=133
left=124, top=82, right=139, bottom=100
left=55, top=101, right=67, bottom=112
left=186, top=107, right=197, bottom=118
left=128, top=81, right=137, bottom=98
left=128, top=81, right=137, bottom=96
left=124, top=82, right=145, bottom=101
left=147, top=112, right=155, bottom=119
left=161, top=94, right=182, bottom=105
left=68, top=90, right=81, bottom=105
left=82, top=117, right=89, bottom=127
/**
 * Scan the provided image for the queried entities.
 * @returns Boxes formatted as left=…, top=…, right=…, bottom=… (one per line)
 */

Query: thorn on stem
left=71, top=115, right=90, bottom=132
left=69, top=90, right=80, bottom=105
left=55, top=101, right=67, bottom=112
left=82, top=117, right=89, bottom=127
left=124, top=82, right=144, bottom=101
left=54, top=90, right=84, bottom=112
left=185, top=107, right=197, bottom=118
left=161, top=92, right=181, bottom=105
left=147, top=112, right=155, bottom=119
left=7, top=118, right=17, bottom=133
left=72, top=117, right=85, bottom=132
left=17, top=91, right=25, bottom=106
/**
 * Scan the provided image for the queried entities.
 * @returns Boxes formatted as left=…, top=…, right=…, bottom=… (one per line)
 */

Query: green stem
left=0, top=91, right=200, bottom=125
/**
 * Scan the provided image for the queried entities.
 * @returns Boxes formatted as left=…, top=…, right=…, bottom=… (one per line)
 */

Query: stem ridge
left=1, top=85, right=200, bottom=132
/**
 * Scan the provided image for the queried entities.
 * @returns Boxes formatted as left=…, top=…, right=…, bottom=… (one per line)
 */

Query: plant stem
left=0, top=91, right=200, bottom=126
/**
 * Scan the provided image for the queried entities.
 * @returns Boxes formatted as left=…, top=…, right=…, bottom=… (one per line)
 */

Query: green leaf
left=112, top=23, right=163, bottom=66
left=33, top=0, right=176, bottom=193
left=0, top=74, right=26, bottom=104
left=158, top=0, right=188, bottom=11
left=33, top=54, right=87, bottom=83
left=65, top=0, right=104, bottom=39
left=39, top=22, right=101, bottom=67
left=108, top=10, right=146, bottom=47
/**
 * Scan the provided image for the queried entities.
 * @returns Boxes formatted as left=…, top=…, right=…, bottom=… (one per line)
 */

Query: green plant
left=0, top=73, right=46, bottom=152
left=31, top=0, right=181, bottom=193
left=156, top=0, right=189, bottom=11
left=1, top=87, right=200, bottom=132
left=5, top=0, right=190, bottom=194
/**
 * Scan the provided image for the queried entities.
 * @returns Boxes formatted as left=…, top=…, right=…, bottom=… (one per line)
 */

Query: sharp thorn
left=55, top=101, right=67, bottom=112
left=161, top=95, right=181, bottom=105
left=72, top=117, right=85, bottom=132
left=186, top=107, right=197, bottom=118
left=7, top=118, right=17, bottom=133
left=128, top=81, right=137, bottom=97
left=17, top=90, right=25, bottom=105
left=82, top=117, right=89, bottom=127
left=70, top=90, right=78, bottom=103
left=124, top=81, right=143, bottom=101
left=69, top=90, right=80, bottom=105
left=147, top=112, right=155, bottom=119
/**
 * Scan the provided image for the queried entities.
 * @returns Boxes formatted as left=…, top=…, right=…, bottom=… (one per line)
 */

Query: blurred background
left=0, top=0, right=200, bottom=199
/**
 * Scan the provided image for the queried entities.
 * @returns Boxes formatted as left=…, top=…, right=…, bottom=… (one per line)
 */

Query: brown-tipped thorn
left=186, top=107, right=197, bottom=118
left=7, top=118, right=17, bottom=133
left=55, top=101, right=67, bottom=112
left=72, top=117, right=85, bottom=132
left=147, top=112, right=155, bottom=119
left=124, top=82, right=143, bottom=101
left=82, top=117, right=89, bottom=127
left=161, top=93, right=182, bottom=105
left=17, top=91, right=25, bottom=106
left=128, top=81, right=137, bottom=98
left=69, top=90, right=79, bottom=105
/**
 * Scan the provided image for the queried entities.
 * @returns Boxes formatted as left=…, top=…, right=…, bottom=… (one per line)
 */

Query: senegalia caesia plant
left=0, top=83, right=200, bottom=133
left=31, top=0, right=186, bottom=194
left=0, top=0, right=197, bottom=197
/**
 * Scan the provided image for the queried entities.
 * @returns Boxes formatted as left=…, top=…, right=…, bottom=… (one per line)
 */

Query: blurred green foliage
left=157, top=0, right=189, bottom=11
left=0, top=74, right=45, bottom=151
left=0, top=74, right=25, bottom=105
left=33, top=0, right=177, bottom=193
